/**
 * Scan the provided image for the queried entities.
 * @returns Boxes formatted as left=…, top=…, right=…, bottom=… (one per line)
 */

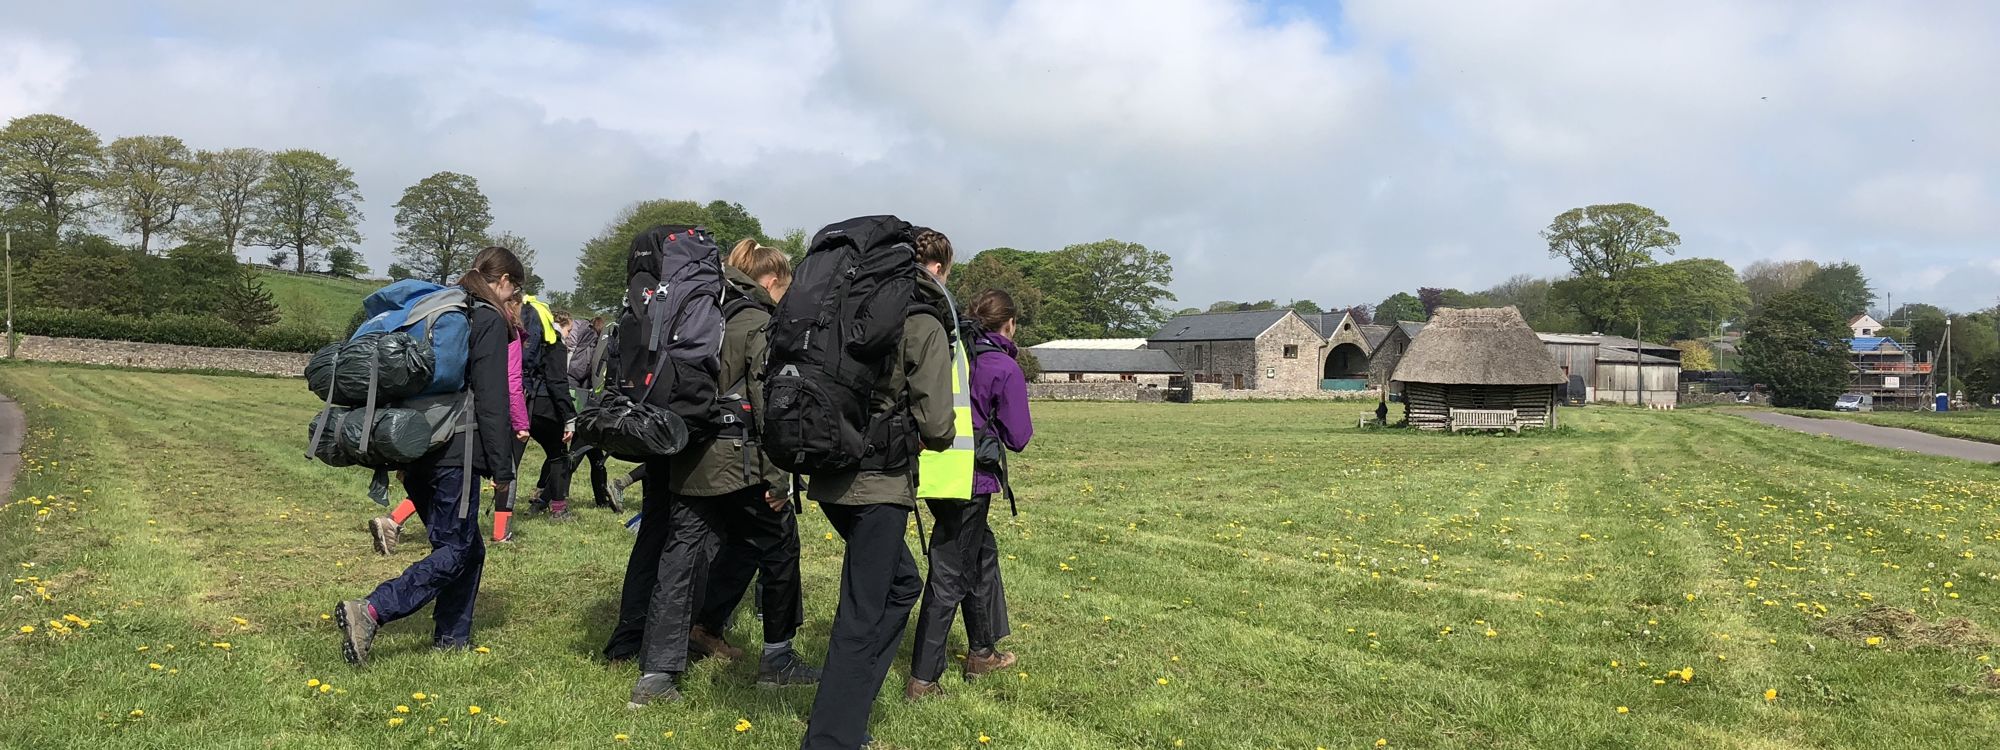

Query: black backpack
left=574, top=225, right=724, bottom=460
left=762, top=215, right=928, bottom=475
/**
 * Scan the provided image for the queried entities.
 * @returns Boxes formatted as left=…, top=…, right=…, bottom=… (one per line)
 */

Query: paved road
left=1741, top=411, right=2000, bottom=463
left=0, top=394, right=20, bottom=500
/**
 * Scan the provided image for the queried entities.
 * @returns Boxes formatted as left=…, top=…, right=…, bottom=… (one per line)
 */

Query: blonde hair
left=727, top=238, right=793, bottom=287
left=913, top=227, right=953, bottom=268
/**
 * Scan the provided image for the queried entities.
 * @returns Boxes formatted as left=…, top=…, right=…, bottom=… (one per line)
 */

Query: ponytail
left=458, top=246, right=526, bottom=323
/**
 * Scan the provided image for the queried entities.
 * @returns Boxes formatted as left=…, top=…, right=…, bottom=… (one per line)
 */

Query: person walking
left=333, top=245, right=524, bottom=663
left=906, top=288, right=1033, bottom=700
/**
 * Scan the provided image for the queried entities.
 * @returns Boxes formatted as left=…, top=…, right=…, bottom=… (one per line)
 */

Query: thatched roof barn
left=1390, top=307, right=1567, bottom=431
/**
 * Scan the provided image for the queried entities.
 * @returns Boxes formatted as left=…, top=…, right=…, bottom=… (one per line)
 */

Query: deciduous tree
left=487, top=230, right=540, bottom=293
left=248, top=149, right=363, bottom=274
left=188, top=147, right=268, bottom=254
left=0, top=114, right=102, bottom=238
left=102, top=135, right=198, bottom=254
left=1741, top=290, right=1850, bottom=409
left=391, top=171, right=491, bottom=283
left=1374, top=292, right=1425, bottom=324
left=1797, top=262, right=1873, bottom=318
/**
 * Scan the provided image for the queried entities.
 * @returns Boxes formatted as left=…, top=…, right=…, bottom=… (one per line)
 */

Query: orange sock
left=492, top=511, right=511, bottom=542
left=389, top=498, right=416, bottom=526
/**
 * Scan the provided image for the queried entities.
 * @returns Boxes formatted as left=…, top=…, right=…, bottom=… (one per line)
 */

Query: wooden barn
left=1390, top=307, right=1568, bottom=431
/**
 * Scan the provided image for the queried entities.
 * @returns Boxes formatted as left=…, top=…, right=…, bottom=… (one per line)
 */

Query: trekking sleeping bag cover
left=575, top=224, right=724, bottom=461
left=761, top=215, right=927, bottom=475
left=304, top=280, right=485, bottom=510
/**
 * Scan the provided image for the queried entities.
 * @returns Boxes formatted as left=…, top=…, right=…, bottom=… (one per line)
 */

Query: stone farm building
left=1391, top=307, right=1567, bottom=431
left=1538, top=334, right=1684, bottom=407
left=1148, top=310, right=1324, bottom=392
left=1027, top=339, right=1182, bottom=386
left=1365, top=321, right=1427, bottom=389
left=1308, top=311, right=1394, bottom=390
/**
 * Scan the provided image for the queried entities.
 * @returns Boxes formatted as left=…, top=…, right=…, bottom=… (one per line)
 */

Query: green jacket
left=667, top=267, right=791, bottom=497
left=807, top=270, right=957, bottom=508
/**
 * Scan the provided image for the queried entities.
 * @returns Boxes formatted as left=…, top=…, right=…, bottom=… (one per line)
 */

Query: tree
left=1207, top=300, right=1277, bottom=313
left=1417, top=287, right=1483, bottom=316
left=703, top=200, right=766, bottom=251
left=392, top=171, right=491, bottom=283
left=1052, top=239, right=1175, bottom=336
left=23, top=234, right=145, bottom=316
left=1543, top=203, right=1680, bottom=279
left=163, top=239, right=241, bottom=313
left=187, top=148, right=268, bottom=254
left=248, top=150, right=363, bottom=274
left=1797, top=262, right=1873, bottom=318
left=0, top=114, right=102, bottom=238
left=1374, top=292, right=1425, bottom=324
left=386, top=262, right=416, bottom=281
left=328, top=247, right=369, bottom=278
left=773, top=228, right=808, bottom=264
left=1341, top=304, right=1373, bottom=326
left=575, top=199, right=713, bottom=310
left=1477, top=274, right=1581, bottom=332
left=486, top=230, right=540, bottom=293
left=1741, top=290, right=1850, bottom=409
left=102, top=135, right=198, bottom=254
left=1629, top=258, right=1749, bottom=340
left=1672, top=340, right=1718, bottom=371
left=951, top=249, right=1044, bottom=342
left=1739, top=259, right=1820, bottom=318
left=1287, top=300, right=1323, bottom=316
left=216, top=265, right=282, bottom=331
left=265, top=250, right=290, bottom=269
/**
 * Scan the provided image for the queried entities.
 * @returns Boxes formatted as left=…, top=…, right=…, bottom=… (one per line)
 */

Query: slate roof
left=1359, top=324, right=1392, bottom=350
left=1309, top=312, right=1348, bottom=338
left=1149, top=310, right=1291, bottom=342
left=1031, top=338, right=1149, bottom=350
left=1030, top=347, right=1184, bottom=375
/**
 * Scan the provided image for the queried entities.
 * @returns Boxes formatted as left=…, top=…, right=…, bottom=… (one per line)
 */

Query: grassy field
left=256, top=270, right=384, bottom=333
left=1777, top=407, right=2000, bottom=446
left=3, top=364, right=2000, bottom=749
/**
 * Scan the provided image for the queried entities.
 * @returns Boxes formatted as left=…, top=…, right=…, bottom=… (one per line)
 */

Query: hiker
left=565, top=315, right=619, bottom=510
left=366, top=295, right=533, bottom=552
left=676, top=240, right=818, bottom=686
left=784, top=221, right=957, bottom=750
left=906, top=288, right=1033, bottom=701
left=333, top=245, right=524, bottom=664
left=519, top=295, right=578, bottom=520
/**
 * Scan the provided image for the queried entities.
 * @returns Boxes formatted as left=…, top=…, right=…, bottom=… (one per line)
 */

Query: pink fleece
left=507, top=333, right=529, bottom=433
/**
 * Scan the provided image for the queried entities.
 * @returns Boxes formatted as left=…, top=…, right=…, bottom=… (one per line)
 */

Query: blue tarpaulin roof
left=1849, top=337, right=1906, bottom=352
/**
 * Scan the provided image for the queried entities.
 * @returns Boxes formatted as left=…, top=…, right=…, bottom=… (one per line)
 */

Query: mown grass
left=2, top=363, right=1999, bottom=749
left=1778, top=407, right=2000, bottom=446
left=256, top=271, right=384, bottom=333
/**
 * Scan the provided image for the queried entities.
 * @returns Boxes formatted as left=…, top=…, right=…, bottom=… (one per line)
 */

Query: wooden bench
left=1449, top=408, right=1521, bottom=433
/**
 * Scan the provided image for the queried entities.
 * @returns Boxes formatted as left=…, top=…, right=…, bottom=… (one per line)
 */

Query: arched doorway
left=1322, top=343, right=1368, bottom=390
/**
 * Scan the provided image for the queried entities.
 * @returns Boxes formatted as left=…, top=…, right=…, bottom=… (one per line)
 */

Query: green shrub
left=15, top=308, right=332, bottom=353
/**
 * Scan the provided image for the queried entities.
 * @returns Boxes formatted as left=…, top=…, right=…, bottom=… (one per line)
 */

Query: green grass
left=3, top=362, right=2000, bottom=749
left=256, top=271, right=384, bottom=333
left=1777, top=407, right=2000, bottom=446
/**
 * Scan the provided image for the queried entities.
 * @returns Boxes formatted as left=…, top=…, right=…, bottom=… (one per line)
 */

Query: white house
left=1849, top=315, right=1883, bottom=338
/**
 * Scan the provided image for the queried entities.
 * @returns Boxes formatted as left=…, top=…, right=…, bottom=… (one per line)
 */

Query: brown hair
left=499, top=298, right=524, bottom=337
left=553, top=309, right=572, bottom=327
left=913, top=227, right=953, bottom=268
left=727, top=238, right=793, bottom=285
left=458, top=245, right=526, bottom=319
left=966, top=289, right=1017, bottom=332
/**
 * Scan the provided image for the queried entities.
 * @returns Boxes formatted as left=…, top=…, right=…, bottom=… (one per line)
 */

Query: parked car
left=1834, top=393, right=1873, bottom=412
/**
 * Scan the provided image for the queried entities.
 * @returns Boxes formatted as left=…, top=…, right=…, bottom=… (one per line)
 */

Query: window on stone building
left=1068, top=373, right=1083, bottom=382
left=1284, top=344, right=1299, bottom=359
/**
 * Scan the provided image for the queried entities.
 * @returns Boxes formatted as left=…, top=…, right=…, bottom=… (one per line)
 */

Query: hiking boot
left=628, top=672, right=682, bottom=708
left=963, top=649, right=1016, bottom=680
left=546, top=508, right=577, bottom=523
left=904, top=678, right=940, bottom=701
left=333, top=599, right=378, bottom=666
left=755, top=647, right=821, bottom=688
left=688, top=625, right=744, bottom=661
left=368, top=517, right=399, bottom=556
left=524, top=491, right=549, bottom=516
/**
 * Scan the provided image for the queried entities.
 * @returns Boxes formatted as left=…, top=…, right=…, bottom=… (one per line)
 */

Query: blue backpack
left=352, top=280, right=472, bottom=394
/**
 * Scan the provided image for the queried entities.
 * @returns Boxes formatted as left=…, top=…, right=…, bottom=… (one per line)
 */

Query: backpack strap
left=305, top=347, right=341, bottom=460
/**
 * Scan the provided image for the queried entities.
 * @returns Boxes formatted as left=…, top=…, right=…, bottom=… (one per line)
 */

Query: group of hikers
left=310, top=218, right=1033, bottom=750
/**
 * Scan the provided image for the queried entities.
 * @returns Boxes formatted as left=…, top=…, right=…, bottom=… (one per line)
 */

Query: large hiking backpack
left=303, top=281, right=485, bottom=509
left=761, top=215, right=928, bottom=475
left=574, top=225, right=724, bottom=461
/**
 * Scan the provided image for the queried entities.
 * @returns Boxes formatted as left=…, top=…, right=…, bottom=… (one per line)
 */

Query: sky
left=4, top=0, right=1997, bottom=314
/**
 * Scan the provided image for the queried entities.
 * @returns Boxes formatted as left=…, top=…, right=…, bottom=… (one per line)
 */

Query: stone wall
left=11, top=335, right=309, bottom=377
left=1191, top=382, right=1382, bottom=401
left=1034, top=372, right=1173, bottom=387
left=1028, top=382, right=1150, bottom=401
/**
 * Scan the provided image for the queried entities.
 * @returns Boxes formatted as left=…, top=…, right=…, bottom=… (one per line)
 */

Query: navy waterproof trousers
left=366, top=463, right=486, bottom=647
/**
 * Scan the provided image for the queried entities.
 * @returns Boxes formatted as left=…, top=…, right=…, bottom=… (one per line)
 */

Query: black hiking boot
left=628, top=672, right=682, bottom=708
left=333, top=599, right=378, bottom=666
left=607, top=477, right=630, bottom=513
left=756, top=647, right=821, bottom=688
left=368, top=516, right=399, bottom=556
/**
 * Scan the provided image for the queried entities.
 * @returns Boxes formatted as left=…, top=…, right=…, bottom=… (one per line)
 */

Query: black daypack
left=958, top=320, right=1021, bottom=516
left=575, top=225, right=724, bottom=461
left=762, top=215, right=926, bottom=475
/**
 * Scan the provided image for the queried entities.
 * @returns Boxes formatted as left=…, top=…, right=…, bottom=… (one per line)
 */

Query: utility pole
left=5, top=232, right=12, bottom=360
left=1946, top=317, right=1954, bottom=410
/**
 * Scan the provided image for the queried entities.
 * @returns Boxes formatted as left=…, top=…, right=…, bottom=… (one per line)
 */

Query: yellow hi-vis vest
left=916, top=300, right=977, bottom=500
left=523, top=295, right=559, bottom=345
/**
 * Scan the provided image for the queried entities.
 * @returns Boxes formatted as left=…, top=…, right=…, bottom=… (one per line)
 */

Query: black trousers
left=696, top=485, right=804, bottom=645
left=801, top=503, right=921, bottom=750
left=578, top=447, right=611, bottom=503
left=527, top=417, right=571, bottom=502
left=909, top=494, right=1011, bottom=682
left=603, top=469, right=722, bottom=672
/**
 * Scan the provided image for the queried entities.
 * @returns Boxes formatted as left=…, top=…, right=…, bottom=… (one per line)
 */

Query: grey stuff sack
left=307, top=406, right=437, bottom=467
left=305, top=332, right=436, bottom=407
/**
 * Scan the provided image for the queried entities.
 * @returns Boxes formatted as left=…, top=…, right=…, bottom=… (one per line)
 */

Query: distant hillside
left=253, top=269, right=385, bottom=334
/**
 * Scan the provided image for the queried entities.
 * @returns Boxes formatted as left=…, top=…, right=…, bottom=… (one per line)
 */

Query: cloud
left=4, top=0, right=1999, bottom=315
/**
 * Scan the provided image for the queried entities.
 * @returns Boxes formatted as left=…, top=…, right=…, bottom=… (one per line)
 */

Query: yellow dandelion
left=319, top=684, right=332, bottom=694
left=413, top=692, right=428, bottom=701
left=1156, top=677, right=1170, bottom=686
left=388, top=717, right=406, bottom=727
left=1485, top=629, right=1498, bottom=638
left=735, top=718, right=753, bottom=732
left=1377, top=740, right=1389, bottom=748
left=1617, top=706, right=1629, bottom=714
left=1865, top=636, right=1883, bottom=647
left=307, top=679, right=321, bottom=688
left=1763, top=689, right=1777, bottom=702
left=395, top=705, right=410, bottom=714
left=661, top=730, right=672, bottom=738
left=824, top=532, right=834, bottom=541
left=467, top=706, right=481, bottom=716
left=148, top=663, right=162, bottom=670
left=18, top=625, right=33, bottom=634
left=979, top=733, right=992, bottom=744
left=129, top=709, right=145, bottom=718
left=474, top=646, right=491, bottom=654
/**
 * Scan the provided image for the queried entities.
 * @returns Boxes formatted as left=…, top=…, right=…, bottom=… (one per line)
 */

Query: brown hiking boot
left=367, top=516, right=399, bottom=556
left=904, top=678, right=941, bottom=702
left=963, top=649, right=1016, bottom=680
left=688, top=625, right=744, bottom=660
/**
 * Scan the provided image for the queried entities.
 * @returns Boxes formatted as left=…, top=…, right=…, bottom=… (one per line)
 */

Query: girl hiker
left=906, top=288, right=1033, bottom=700
left=334, top=245, right=524, bottom=664
left=518, top=295, right=579, bottom=520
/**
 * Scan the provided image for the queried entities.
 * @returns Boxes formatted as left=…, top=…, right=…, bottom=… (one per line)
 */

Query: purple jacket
left=972, top=332, right=1033, bottom=496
